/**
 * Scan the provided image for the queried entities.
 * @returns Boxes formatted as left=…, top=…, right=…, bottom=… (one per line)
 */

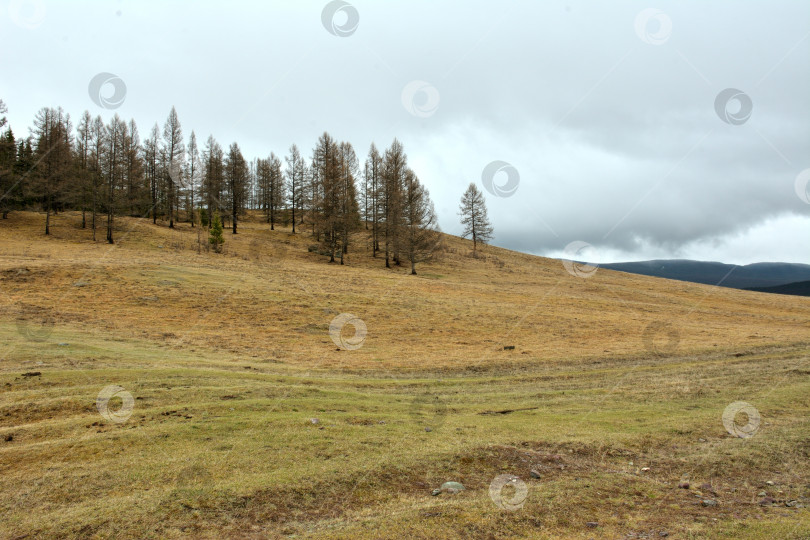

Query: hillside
left=600, top=260, right=810, bottom=290
left=747, top=280, right=810, bottom=297
left=1, top=211, right=809, bottom=539
left=2, top=212, right=808, bottom=370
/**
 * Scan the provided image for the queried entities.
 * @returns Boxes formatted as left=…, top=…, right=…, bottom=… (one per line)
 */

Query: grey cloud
left=2, top=0, right=808, bottom=263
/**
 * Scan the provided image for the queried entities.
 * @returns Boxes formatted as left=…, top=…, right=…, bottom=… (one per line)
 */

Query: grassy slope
left=0, top=211, right=808, bottom=539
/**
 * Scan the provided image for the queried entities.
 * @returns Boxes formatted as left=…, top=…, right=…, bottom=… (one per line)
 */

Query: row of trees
left=0, top=99, right=445, bottom=273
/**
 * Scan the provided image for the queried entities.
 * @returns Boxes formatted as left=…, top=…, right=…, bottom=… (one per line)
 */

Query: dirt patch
left=0, top=399, right=95, bottom=427
left=478, top=406, right=539, bottom=415
left=1, top=267, right=51, bottom=283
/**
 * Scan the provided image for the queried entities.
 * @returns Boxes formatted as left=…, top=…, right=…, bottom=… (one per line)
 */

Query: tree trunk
left=107, top=173, right=114, bottom=243
left=107, top=216, right=114, bottom=244
left=92, top=185, right=97, bottom=241
left=45, top=192, right=51, bottom=235
left=169, top=176, right=174, bottom=228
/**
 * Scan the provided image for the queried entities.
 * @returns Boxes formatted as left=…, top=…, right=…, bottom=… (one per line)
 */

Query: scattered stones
left=698, top=438, right=707, bottom=443
left=659, top=532, right=669, bottom=537
left=700, top=483, right=716, bottom=495
left=586, top=522, right=598, bottom=528
left=309, top=418, right=319, bottom=425
left=530, top=469, right=541, bottom=479
left=161, top=410, right=192, bottom=419
left=786, top=500, right=799, bottom=508
left=678, top=481, right=690, bottom=489
left=701, top=499, right=717, bottom=507
left=425, top=427, right=432, bottom=432
left=758, top=491, right=767, bottom=497
left=433, top=481, right=465, bottom=496
left=441, top=481, right=465, bottom=493
left=503, top=345, right=515, bottom=350
left=641, top=467, right=650, bottom=472
left=57, top=342, right=69, bottom=347
left=759, top=497, right=776, bottom=506
left=765, top=480, right=775, bottom=486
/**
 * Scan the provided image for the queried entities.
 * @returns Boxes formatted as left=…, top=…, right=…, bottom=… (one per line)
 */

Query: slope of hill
left=600, top=259, right=810, bottom=290
left=747, top=280, right=810, bottom=297
left=1, top=211, right=809, bottom=539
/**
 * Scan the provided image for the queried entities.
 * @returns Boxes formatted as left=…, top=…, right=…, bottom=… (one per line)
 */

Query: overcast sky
left=2, top=0, right=809, bottom=264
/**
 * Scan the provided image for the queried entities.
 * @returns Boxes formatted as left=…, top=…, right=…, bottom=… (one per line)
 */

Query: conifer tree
left=402, top=169, right=440, bottom=274
left=380, top=139, right=406, bottom=268
left=209, top=212, right=224, bottom=252
left=0, top=100, right=18, bottom=219
left=187, top=131, right=199, bottom=226
left=161, top=107, right=184, bottom=228
left=285, top=144, right=305, bottom=234
left=31, top=107, right=72, bottom=235
left=458, top=182, right=494, bottom=253
left=225, top=142, right=248, bottom=234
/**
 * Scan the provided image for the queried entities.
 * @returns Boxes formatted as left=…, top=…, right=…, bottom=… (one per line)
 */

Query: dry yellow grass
left=1, top=210, right=807, bottom=371
left=0, top=211, right=808, bottom=539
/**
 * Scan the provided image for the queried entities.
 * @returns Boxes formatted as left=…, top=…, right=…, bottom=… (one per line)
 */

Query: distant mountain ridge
left=745, top=280, right=810, bottom=297
left=598, top=259, right=810, bottom=290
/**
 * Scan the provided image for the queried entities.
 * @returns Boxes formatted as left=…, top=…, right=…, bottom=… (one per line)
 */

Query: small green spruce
left=209, top=212, right=225, bottom=253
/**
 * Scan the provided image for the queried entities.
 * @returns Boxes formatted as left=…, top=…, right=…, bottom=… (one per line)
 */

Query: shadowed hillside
left=747, top=280, right=810, bottom=297
left=600, top=260, right=810, bottom=290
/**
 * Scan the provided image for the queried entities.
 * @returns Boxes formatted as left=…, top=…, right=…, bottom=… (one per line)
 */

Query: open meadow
left=1, top=211, right=808, bottom=538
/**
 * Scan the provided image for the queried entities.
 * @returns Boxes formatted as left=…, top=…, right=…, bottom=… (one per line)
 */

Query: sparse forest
left=0, top=100, right=442, bottom=271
